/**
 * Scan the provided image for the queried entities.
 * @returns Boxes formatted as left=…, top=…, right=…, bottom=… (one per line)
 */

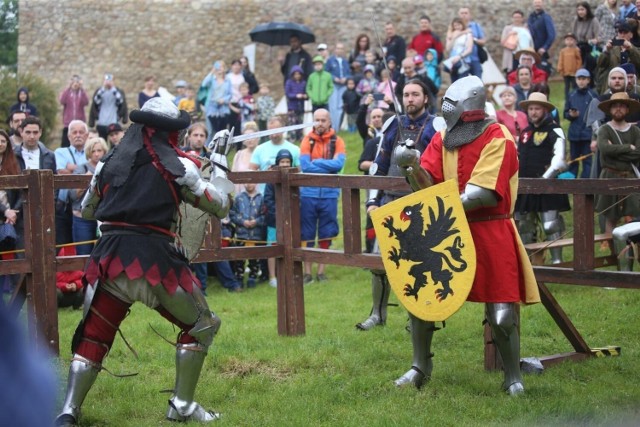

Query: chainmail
left=443, top=119, right=495, bottom=151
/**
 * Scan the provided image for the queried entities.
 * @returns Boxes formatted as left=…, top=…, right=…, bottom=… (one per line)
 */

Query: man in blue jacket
left=528, top=0, right=556, bottom=72
left=564, top=68, right=598, bottom=178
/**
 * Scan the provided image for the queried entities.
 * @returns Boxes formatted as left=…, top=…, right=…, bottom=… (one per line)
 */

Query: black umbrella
left=249, top=22, right=315, bottom=46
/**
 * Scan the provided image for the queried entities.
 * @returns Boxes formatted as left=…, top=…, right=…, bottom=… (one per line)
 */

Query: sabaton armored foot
left=394, top=366, right=430, bottom=389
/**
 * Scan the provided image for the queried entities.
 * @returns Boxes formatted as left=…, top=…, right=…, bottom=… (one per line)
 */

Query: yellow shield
left=370, top=180, right=476, bottom=321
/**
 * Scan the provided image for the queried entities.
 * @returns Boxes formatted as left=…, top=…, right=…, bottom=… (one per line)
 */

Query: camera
left=612, top=38, right=625, bottom=46
left=373, top=93, right=385, bottom=101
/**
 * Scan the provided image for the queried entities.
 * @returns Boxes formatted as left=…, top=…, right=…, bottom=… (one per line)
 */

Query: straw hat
left=519, top=92, right=555, bottom=111
left=514, top=47, right=541, bottom=65
left=598, top=92, right=640, bottom=116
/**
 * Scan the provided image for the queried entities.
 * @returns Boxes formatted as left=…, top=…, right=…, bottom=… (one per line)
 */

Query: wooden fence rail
left=1, top=169, right=638, bottom=370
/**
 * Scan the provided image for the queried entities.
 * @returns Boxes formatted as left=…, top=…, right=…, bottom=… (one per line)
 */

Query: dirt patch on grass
left=219, top=357, right=294, bottom=381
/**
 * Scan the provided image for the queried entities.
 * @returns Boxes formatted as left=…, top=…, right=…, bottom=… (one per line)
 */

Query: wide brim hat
left=519, top=92, right=555, bottom=111
left=130, top=97, right=191, bottom=131
left=598, top=92, right=640, bottom=115
left=514, top=47, right=541, bottom=65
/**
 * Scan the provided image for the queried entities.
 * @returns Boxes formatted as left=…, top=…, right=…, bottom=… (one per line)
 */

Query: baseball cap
left=107, top=123, right=123, bottom=134
left=317, top=43, right=328, bottom=51
left=575, top=68, right=591, bottom=78
left=364, top=64, right=376, bottom=74
left=312, top=55, right=325, bottom=64
left=615, top=19, right=633, bottom=33
left=175, top=80, right=187, bottom=88
left=413, top=54, right=424, bottom=64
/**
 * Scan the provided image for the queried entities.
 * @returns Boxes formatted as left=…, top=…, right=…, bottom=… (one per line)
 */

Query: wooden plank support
left=26, top=170, right=59, bottom=355
left=278, top=167, right=305, bottom=336
left=537, top=282, right=590, bottom=353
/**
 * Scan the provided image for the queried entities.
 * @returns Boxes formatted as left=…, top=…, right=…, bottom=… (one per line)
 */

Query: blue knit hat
left=275, top=149, right=293, bottom=165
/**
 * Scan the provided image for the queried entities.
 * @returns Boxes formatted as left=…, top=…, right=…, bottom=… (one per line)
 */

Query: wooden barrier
left=1, top=169, right=638, bottom=372
left=524, top=233, right=615, bottom=267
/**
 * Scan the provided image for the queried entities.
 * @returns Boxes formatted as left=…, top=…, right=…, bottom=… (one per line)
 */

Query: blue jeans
left=212, top=261, right=242, bottom=291
left=329, top=85, right=346, bottom=131
left=469, top=60, right=483, bottom=80
left=191, top=263, right=208, bottom=292
left=569, top=139, right=592, bottom=178
left=72, top=216, right=97, bottom=255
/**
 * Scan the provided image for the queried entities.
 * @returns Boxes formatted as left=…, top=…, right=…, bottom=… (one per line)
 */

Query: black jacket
left=14, top=142, right=57, bottom=172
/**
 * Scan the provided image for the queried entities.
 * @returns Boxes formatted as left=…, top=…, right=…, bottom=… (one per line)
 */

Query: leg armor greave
left=515, top=212, right=537, bottom=245
left=54, top=355, right=100, bottom=426
left=485, top=303, right=524, bottom=395
left=394, top=314, right=435, bottom=389
left=166, top=343, right=221, bottom=422
left=612, top=222, right=640, bottom=271
left=356, top=273, right=390, bottom=330
left=542, top=211, right=565, bottom=264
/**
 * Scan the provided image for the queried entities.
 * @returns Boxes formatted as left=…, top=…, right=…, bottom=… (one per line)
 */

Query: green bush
left=0, top=69, right=58, bottom=145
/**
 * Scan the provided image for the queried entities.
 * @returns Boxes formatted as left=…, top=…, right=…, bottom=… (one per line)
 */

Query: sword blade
left=231, top=122, right=314, bottom=144
left=371, top=12, right=406, bottom=142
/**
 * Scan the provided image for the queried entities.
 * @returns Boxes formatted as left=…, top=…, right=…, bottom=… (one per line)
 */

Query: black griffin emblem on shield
left=382, top=197, right=468, bottom=302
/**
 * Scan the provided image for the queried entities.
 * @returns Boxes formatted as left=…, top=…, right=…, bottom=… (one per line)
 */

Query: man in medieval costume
left=55, top=97, right=234, bottom=426
left=393, top=76, right=540, bottom=394
left=356, top=79, right=440, bottom=331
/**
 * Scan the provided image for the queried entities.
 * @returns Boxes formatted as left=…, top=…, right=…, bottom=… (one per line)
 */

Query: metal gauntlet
left=80, top=161, right=105, bottom=220
left=393, top=139, right=433, bottom=192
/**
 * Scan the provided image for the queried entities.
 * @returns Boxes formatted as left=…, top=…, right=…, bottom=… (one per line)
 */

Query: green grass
left=53, top=99, right=640, bottom=425
left=55, top=275, right=640, bottom=426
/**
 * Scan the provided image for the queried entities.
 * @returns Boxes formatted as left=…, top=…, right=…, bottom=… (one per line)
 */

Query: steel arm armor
left=80, top=161, right=105, bottom=220
left=460, top=184, right=498, bottom=211
left=176, top=158, right=233, bottom=219
left=542, top=128, right=567, bottom=178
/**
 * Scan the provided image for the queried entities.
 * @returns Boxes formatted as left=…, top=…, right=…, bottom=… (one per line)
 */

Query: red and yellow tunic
left=420, top=122, right=539, bottom=304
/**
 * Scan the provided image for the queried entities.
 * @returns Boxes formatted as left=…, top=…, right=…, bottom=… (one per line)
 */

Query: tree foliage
left=0, top=70, right=58, bottom=145
left=0, top=0, right=18, bottom=69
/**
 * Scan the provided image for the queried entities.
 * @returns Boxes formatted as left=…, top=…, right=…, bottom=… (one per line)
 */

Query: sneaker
left=228, top=286, right=243, bottom=293
left=269, top=278, right=277, bottom=288
left=303, top=274, right=314, bottom=285
left=247, top=278, right=257, bottom=288
left=316, top=273, right=328, bottom=282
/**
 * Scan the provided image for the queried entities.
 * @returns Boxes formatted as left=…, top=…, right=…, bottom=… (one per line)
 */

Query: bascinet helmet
left=441, top=76, right=486, bottom=131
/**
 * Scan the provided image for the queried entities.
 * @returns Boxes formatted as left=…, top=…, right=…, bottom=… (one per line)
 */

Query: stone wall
left=19, top=0, right=578, bottom=143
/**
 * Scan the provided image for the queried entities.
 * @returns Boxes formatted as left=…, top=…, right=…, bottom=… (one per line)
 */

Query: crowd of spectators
left=2, top=0, right=640, bottom=302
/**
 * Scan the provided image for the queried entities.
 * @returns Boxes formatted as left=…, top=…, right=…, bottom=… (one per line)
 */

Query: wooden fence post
left=25, top=169, right=59, bottom=355
left=277, top=167, right=305, bottom=335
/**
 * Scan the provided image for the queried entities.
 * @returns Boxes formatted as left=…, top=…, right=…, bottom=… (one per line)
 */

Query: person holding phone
left=595, top=19, right=640, bottom=93
left=88, top=73, right=128, bottom=140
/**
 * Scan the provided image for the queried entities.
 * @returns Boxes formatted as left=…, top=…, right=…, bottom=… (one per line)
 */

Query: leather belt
left=467, top=214, right=512, bottom=223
